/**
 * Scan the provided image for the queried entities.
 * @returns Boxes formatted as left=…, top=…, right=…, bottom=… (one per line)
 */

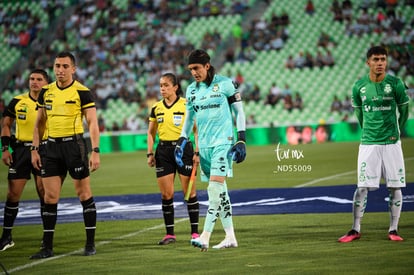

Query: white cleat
left=190, top=237, right=209, bottom=252
left=212, top=237, right=238, bottom=249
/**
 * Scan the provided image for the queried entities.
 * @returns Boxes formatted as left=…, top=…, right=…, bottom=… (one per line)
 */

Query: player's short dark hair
left=30, top=68, right=49, bottom=82
left=56, top=51, right=76, bottom=66
left=161, top=73, right=183, bottom=96
left=366, top=46, right=388, bottom=59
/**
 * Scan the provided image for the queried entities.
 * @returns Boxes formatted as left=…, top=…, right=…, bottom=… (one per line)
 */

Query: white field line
left=6, top=157, right=414, bottom=273
left=5, top=218, right=188, bottom=274
left=294, top=157, right=414, bottom=188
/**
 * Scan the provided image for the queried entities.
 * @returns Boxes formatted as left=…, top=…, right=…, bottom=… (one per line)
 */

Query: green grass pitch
left=0, top=139, right=413, bottom=274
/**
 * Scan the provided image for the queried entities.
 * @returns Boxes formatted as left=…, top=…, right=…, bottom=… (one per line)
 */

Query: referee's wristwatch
left=92, top=147, right=100, bottom=153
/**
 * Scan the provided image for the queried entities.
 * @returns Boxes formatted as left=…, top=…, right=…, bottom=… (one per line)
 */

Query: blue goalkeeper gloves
left=229, top=131, right=246, bottom=163
left=174, top=137, right=188, bottom=167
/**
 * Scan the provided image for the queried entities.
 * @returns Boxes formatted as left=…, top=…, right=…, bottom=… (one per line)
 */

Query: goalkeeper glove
left=229, top=131, right=246, bottom=163
left=174, top=137, right=188, bottom=167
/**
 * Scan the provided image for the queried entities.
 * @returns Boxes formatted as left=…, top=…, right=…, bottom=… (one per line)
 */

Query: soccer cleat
left=338, top=229, right=361, bottom=243
left=190, top=237, right=208, bottom=252
left=0, top=236, right=15, bottom=251
left=158, top=234, right=176, bottom=245
left=84, top=244, right=97, bottom=256
left=388, top=230, right=403, bottom=241
left=212, top=237, right=238, bottom=249
left=191, top=233, right=200, bottom=239
left=30, top=248, right=54, bottom=259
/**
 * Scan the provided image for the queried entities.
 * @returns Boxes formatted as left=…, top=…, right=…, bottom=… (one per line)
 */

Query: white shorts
left=357, top=141, right=406, bottom=190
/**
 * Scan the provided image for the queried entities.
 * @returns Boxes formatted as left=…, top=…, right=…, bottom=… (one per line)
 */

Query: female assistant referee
left=147, top=73, right=200, bottom=245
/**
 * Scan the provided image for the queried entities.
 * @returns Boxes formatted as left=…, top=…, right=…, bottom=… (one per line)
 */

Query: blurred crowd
left=1, top=0, right=413, bottom=132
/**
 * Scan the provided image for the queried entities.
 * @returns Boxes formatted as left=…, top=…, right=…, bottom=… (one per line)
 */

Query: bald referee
left=0, top=69, right=49, bottom=251
left=147, top=73, right=199, bottom=245
left=30, top=52, right=100, bottom=258
left=338, top=45, right=410, bottom=243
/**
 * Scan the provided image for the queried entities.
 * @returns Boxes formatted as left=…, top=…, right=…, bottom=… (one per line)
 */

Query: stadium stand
left=0, top=0, right=413, bottom=131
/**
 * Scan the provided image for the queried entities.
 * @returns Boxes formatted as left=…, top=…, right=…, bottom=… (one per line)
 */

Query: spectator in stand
left=285, top=55, right=295, bottom=70
left=283, top=94, right=294, bottom=112
left=342, top=95, right=353, bottom=113
left=98, top=114, right=105, bottom=132
left=330, top=0, right=343, bottom=22
left=246, top=114, right=257, bottom=127
left=293, top=92, right=304, bottom=111
left=269, top=30, right=285, bottom=51
left=322, top=50, right=335, bottom=67
left=317, top=32, right=337, bottom=48
left=249, top=84, right=261, bottom=103
left=342, top=0, right=353, bottom=22
left=304, top=51, right=315, bottom=69
left=265, top=82, right=283, bottom=106
left=235, top=70, right=244, bottom=86
left=330, top=95, right=343, bottom=113
left=282, top=83, right=292, bottom=98
left=294, top=51, right=306, bottom=69
left=315, top=51, right=325, bottom=68
left=305, top=0, right=315, bottom=16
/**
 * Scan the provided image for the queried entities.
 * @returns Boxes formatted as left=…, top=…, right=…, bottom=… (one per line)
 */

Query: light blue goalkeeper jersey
left=186, top=74, right=237, bottom=149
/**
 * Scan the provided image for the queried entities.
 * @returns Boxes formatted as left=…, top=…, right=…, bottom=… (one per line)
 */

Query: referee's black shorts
left=41, top=135, right=89, bottom=180
left=155, top=140, right=194, bottom=178
left=8, top=141, right=47, bottom=180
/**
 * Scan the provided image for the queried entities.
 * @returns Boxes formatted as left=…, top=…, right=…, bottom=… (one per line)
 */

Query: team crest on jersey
left=212, top=84, right=219, bottom=92
left=173, top=115, right=182, bottom=126
left=384, top=84, right=392, bottom=94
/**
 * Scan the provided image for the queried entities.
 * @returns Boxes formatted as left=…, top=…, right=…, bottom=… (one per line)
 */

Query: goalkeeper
left=175, top=49, right=247, bottom=251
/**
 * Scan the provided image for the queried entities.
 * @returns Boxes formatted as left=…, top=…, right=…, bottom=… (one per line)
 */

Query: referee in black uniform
left=0, top=69, right=49, bottom=251
left=147, top=73, right=200, bottom=245
left=30, top=52, right=100, bottom=259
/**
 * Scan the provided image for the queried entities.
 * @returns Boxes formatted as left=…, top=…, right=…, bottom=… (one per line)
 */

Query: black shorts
left=41, top=135, right=89, bottom=180
left=8, top=141, right=47, bottom=180
left=155, top=140, right=194, bottom=178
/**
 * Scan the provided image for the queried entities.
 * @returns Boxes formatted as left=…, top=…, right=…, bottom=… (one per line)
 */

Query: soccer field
left=0, top=139, right=413, bottom=274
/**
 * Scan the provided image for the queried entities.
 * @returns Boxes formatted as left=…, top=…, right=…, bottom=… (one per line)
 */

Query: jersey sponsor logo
left=360, top=87, right=366, bottom=94
left=210, top=94, right=221, bottom=98
left=199, top=103, right=220, bottom=110
left=17, top=104, right=28, bottom=113
left=157, top=117, right=164, bottom=123
left=382, top=96, right=393, bottom=100
left=173, top=115, right=182, bottom=126
left=372, top=105, right=391, bottom=111
left=364, top=105, right=391, bottom=112
left=45, top=104, right=52, bottom=110
left=18, top=114, right=26, bottom=120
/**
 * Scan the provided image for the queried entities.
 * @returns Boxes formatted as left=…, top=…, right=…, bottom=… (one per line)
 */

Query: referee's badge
left=173, top=115, right=182, bottom=126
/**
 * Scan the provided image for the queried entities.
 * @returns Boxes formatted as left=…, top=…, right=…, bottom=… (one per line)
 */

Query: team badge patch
left=173, top=115, right=182, bottom=126
left=384, top=84, right=392, bottom=94
left=213, top=84, right=219, bottom=92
